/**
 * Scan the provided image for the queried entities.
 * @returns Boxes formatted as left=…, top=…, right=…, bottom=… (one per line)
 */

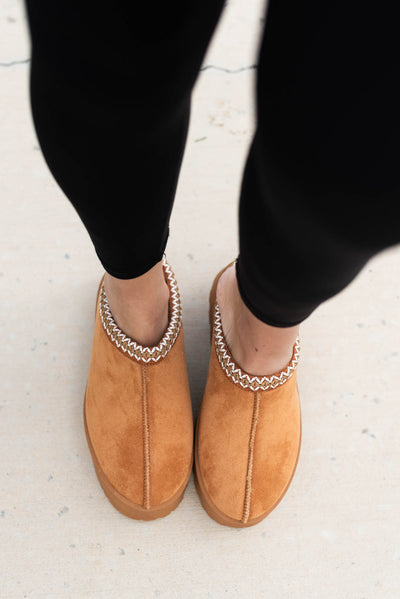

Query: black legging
left=25, top=0, right=400, bottom=327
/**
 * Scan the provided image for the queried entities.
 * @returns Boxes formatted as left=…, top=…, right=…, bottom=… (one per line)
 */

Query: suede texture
left=197, top=349, right=255, bottom=520
left=145, top=330, right=193, bottom=506
left=85, top=274, right=193, bottom=510
left=195, top=264, right=301, bottom=524
left=250, top=373, right=300, bottom=519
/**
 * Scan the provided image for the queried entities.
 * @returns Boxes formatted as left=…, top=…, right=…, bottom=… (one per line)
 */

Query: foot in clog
left=195, top=262, right=301, bottom=527
left=84, top=257, right=193, bottom=520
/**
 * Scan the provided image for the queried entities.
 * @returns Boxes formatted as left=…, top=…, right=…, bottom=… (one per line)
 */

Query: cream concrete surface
left=1, top=1, right=399, bottom=598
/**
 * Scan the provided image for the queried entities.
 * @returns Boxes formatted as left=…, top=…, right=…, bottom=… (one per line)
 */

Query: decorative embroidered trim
left=99, top=256, right=182, bottom=363
left=213, top=303, right=300, bottom=391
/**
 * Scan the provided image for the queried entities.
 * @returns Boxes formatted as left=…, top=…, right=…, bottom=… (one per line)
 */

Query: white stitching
left=99, top=256, right=182, bottom=363
left=213, top=303, right=300, bottom=391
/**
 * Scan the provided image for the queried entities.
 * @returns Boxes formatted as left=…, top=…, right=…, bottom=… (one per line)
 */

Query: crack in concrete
left=0, top=59, right=257, bottom=74
left=0, top=58, right=31, bottom=67
left=200, top=64, right=257, bottom=73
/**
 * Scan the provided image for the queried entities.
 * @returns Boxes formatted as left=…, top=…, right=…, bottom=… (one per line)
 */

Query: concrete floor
left=1, top=1, right=400, bottom=597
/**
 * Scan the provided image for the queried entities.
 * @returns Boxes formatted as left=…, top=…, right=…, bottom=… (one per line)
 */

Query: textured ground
left=1, top=1, right=399, bottom=597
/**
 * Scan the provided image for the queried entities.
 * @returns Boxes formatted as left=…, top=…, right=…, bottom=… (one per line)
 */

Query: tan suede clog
left=84, top=257, right=193, bottom=520
left=195, top=263, right=301, bottom=527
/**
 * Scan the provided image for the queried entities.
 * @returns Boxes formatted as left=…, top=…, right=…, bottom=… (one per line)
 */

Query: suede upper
left=85, top=263, right=193, bottom=512
left=195, top=264, right=301, bottom=525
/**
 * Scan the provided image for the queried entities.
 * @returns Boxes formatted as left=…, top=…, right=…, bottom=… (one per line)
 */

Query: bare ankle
left=103, top=260, right=170, bottom=346
left=217, top=264, right=300, bottom=376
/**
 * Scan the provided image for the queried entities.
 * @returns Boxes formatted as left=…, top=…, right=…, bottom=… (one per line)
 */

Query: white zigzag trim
left=99, top=256, right=182, bottom=363
left=213, top=303, right=300, bottom=391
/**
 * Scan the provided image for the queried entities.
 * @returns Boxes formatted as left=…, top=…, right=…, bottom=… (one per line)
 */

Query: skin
left=216, top=264, right=300, bottom=375
left=103, top=260, right=299, bottom=376
left=103, top=260, right=169, bottom=347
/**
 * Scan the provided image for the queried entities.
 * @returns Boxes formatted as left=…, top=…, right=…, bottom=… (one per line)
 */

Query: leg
left=26, top=0, right=225, bottom=343
left=25, top=0, right=226, bottom=520
left=196, top=0, right=400, bottom=528
left=220, top=0, right=400, bottom=374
